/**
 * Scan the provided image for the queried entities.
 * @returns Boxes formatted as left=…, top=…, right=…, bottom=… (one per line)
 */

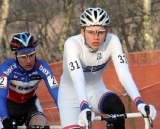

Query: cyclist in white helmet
left=58, top=7, right=157, bottom=129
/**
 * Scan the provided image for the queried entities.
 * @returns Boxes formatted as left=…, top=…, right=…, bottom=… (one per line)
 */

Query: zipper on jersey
left=91, top=66, right=93, bottom=72
left=21, top=74, right=27, bottom=101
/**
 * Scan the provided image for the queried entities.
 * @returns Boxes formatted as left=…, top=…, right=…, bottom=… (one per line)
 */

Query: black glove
left=2, top=118, right=16, bottom=129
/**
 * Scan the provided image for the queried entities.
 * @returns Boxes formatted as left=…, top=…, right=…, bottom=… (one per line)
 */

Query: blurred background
left=0, top=0, right=160, bottom=63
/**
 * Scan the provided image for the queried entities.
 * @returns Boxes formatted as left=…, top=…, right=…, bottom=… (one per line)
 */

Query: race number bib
left=0, top=76, right=7, bottom=88
left=47, top=75, right=58, bottom=88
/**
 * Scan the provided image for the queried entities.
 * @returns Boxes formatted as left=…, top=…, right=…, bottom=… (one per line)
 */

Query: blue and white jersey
left=0, top=58, right=59, bottom=118
left=59, top=33, right=141, bottom=110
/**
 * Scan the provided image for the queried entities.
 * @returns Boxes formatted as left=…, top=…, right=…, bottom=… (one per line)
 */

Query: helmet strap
left=15, top=53, right=23, bottom=71
left=83, top=28, right=101, bottom=53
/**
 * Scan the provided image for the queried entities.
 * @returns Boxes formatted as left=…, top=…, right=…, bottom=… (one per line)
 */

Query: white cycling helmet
left=80, top=7, right=110, bottom=27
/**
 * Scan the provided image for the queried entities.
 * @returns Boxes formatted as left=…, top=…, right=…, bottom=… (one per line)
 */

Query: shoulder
left=65, top=34, right=83, bottom=42
left=0, top=58, right=17, bottom=68
left=101, top=33, right=121, bottom=50
left=105, top=33, right=123, bottom=54
left=64, top=34, right=84, bottom=53
left=35, top=59, right=50, bottom=69
left=65, top=34, right=84, bottom=46
left=35, top=58, right=48, bottom=65
left=0, top=58, right=18, bottom=75
left=106, top=33, right=120, bottom=42
left=1, top=58, right=16, bottom=64
left=105, top=33, right=121, bottom=46
left=34, top=59, right=53, bottom=76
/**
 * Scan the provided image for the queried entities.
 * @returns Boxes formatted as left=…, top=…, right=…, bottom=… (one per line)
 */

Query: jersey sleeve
left=109, top=35, right=143, bottom=106
left=0, top=64, right=10, bottom=118
left=64, top=37, right=89, bottom=110
left=40, top=62, right=59, bottom=106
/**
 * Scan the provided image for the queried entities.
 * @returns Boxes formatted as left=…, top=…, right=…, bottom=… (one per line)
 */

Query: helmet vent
left=94, top=10, right=97, bottom=19
left=86, top=15, right=93, bottom=22
left=99, top=13, right=106, bottom=22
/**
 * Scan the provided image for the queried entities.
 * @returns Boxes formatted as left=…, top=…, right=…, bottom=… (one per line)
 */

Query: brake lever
left=87, top=111, right=92, bottom=129
left=145, top=105, right=153, bottom=127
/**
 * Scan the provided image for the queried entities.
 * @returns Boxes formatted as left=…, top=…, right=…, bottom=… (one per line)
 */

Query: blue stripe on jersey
left=83, top=62, right=108, bottom=72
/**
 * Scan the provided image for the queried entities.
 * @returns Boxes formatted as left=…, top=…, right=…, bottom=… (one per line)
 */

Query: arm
left=64, top=37, right=95, bottom=127
left=41, top=62, right=59, bottom=106
left=0, top=63, right=18, bottom=129
left=0, top=76, right=13, bottom=128
left=64, top=38, right=89, bottom=110
left=109, top=35, right=142, bottom=104
left=109, top=35, right=157, bottom=120
left=0, top=75, right=9, bottom=119
left=44, top=75, right=59, bottom=106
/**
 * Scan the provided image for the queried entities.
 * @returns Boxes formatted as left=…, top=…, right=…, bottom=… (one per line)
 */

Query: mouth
left=25, top=65, right=32, bottom=68
left=93, top=42, right=99, bottom=46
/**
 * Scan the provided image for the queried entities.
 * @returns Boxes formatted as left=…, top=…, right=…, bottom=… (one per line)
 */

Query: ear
left=105, top=31, right=108, bottom=36
left=80, top=28, right=85, bottom=36
left=105, top=27, right=109, bottom=35
left=12, top=52, right=16, bottom=59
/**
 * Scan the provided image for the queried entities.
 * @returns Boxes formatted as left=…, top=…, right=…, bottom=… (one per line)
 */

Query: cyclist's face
left=81, top=26, right=108, bottom=50
left=15, top=50, right=36, bottom=71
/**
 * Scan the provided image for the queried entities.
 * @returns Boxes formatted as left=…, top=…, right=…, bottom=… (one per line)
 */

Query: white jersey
left=59, top=33, right=141, bottom=108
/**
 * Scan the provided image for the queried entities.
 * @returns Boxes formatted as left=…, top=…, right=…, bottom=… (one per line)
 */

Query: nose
left=93, top=33, right=99, bottom=39
left=26, top=57, right=31, bottom=63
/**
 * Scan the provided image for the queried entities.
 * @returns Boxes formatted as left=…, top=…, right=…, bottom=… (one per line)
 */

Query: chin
left=92, top=47, right=99, bottom=50
left=25, top=69, right=32, bottom=71
left=24, top=67, right=33, bottom=71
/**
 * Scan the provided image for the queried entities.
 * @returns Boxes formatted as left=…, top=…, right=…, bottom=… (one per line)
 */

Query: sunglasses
left=17, top=51, right=36, bottom=59
left=85, top=28, right=106, bottom=35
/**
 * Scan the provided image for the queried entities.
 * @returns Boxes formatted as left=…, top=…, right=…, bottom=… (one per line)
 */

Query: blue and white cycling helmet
left=80, top=7, right=110, bottom=27
left=10, top=32, right=37, bottom=53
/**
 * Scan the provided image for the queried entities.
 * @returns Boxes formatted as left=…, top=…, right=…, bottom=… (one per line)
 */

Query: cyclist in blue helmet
left=0, top=32, right=59, bottom=129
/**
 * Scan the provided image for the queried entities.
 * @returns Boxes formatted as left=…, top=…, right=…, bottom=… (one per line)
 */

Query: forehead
left=17, top=50, right=35, bottom=55
left=86, top=26, right=106, bottom=30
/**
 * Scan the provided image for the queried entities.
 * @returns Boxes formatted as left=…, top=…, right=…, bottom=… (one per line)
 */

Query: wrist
left=80, top=100, right=90, bottom=111
left=134, top=96, right=144, bottom=106
left=2, top=117, right=14, bottom=129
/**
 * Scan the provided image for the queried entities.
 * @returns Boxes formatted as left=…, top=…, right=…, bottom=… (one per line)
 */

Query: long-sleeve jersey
left=0, top=58, right=59, bottom=118
left=59, top=33, right=142, bottom=110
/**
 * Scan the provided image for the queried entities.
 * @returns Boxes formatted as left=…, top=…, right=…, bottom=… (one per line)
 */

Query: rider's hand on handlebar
left=2, top=118, right=15, bottom=129
left=138, top=103, right=157, bottom=120
left=78, top=108, right=95, bottom=127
